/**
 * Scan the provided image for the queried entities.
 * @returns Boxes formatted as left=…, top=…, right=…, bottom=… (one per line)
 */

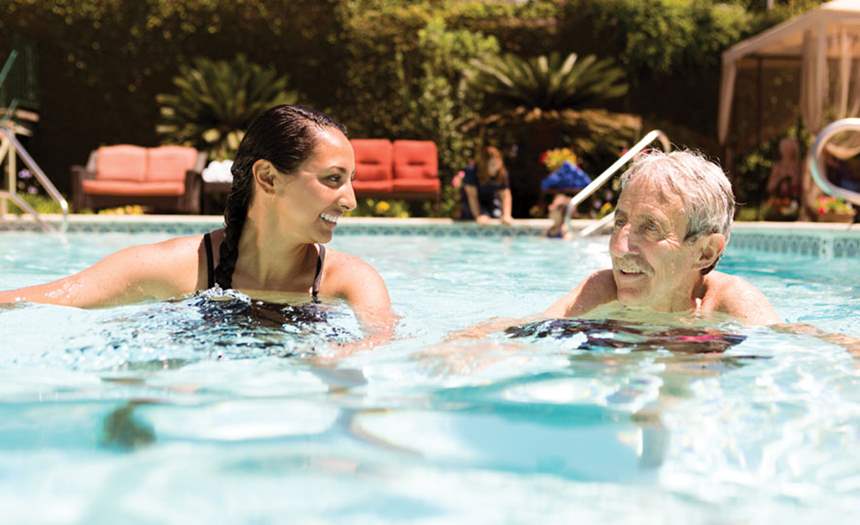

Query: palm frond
left=156, top=55, right=299, bottom=159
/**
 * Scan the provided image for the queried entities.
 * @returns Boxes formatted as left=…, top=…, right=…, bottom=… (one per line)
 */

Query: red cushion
left=147, top=146, right=198, bottom=182
left=95, top=145, right=147, bottom=182
left=393, top=140, right=438, bottom=180
left=351, top=139, right=393, bottom=182
left=81, top=180, right=185, bottom=196
left=353, top=180, right=393, bottom=193
left=392, top=179, right=440, bottom=193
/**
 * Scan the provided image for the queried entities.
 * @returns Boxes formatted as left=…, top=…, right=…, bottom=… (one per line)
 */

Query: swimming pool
left=1, top=222, right=859, bottom=524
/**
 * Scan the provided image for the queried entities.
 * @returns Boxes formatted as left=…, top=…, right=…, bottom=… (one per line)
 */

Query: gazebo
left=719, top=0, right=860, bottom=147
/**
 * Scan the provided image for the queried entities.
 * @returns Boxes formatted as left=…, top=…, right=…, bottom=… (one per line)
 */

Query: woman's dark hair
left=476, top=145, right=508, bottom=185
left=214, top=104, right=347, bottom=289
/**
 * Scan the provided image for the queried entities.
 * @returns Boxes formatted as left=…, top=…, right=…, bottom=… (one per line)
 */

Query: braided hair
left=214, top=105, right=347, bottom=289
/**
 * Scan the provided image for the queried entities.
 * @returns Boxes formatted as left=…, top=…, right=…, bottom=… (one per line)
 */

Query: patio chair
left=351, top=139, right=394, bottom=197
left=71, top=145, right=206, bottom=213
left=391, top=140, right=440, bottom=200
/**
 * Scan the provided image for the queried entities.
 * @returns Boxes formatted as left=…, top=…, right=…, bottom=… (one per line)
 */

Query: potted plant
left=816, top=196, right=855, bottom=223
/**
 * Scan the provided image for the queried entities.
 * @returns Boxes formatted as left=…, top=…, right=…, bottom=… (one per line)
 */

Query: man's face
left=608, top=177, right=702, bottom=311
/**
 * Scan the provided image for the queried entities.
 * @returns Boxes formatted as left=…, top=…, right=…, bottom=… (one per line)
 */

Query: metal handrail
left=0, top=127, right=69, bottom=232
left=808, top=118, right=860, bottom=206
left=564, top=129, right=671, bottom=237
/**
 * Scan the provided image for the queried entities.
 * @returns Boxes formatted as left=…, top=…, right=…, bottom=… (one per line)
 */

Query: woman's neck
left=233, top=209, right=317, bottom=291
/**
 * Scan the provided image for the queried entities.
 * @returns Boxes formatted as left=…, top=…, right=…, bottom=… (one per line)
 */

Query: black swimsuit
left=202, top=232, right=327, bottom=302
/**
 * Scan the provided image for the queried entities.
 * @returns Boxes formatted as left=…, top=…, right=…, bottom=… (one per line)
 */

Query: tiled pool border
left=1, top=215, right=859, bottom=258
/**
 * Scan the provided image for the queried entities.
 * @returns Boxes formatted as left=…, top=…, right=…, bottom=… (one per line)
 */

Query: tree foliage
left=156, top=55, right=297, bottom=160
left=466, top=52, right=628, bottom=111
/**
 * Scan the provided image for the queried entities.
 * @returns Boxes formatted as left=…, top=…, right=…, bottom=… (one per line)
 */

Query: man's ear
left=252, top=159, right=277, bottom=195
left=696, top=233, right=726, bottom=272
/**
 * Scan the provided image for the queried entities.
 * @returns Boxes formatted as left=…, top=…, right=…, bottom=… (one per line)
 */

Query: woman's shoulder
left=320, top=248, right=384, bottom=294
left=323, top=248, right=378, bottom=277
left=118, top=233, right=210, bottom=291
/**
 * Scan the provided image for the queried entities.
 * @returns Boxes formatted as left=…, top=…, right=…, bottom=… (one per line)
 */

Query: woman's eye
left=326, top=175, right=341, bottom=183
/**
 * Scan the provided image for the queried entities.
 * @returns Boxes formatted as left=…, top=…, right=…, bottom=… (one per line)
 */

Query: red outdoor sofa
left=71, top=145, right=206, bottom=213
left=351, top=139, right=440, bottom=201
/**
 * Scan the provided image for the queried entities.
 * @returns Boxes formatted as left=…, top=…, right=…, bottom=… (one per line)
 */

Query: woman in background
left=460, top=145, right=514, bottom=225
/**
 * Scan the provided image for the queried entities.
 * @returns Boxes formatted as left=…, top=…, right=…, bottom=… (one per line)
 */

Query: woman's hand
left=501, top=215, right=514, bottom=226
left=476, top=214, right=492, bottom=225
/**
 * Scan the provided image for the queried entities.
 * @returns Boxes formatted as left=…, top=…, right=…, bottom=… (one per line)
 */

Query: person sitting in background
left=460, top=145, right=514, bottom=225
left=544, top=194, right=572, bottom=239
left=763, top=137, right=801, bottom=220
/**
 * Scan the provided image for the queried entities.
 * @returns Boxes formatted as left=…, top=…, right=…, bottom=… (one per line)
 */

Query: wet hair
left=619, top=150, right=735, bottom=274
left=476, top=145, right=508, bottom=185
left=214, top=104, right=347, bottom=289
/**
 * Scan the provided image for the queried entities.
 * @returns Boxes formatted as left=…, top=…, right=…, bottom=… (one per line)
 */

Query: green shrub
left=156, top=54, right=298, bottom=160
left=347, top=198, right=410, bottom=218
left=6, top=193, right=65, bottom=215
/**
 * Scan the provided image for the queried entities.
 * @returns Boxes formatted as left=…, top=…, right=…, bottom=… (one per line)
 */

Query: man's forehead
left=621, top=176, right=682, bottom=206
left=618, top=175, right=688, bottom=230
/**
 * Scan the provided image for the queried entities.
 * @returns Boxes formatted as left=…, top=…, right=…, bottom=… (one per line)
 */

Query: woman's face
left=271, top=127, right=357, bottom=244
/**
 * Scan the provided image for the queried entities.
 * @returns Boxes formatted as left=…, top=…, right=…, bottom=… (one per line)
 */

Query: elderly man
left=544, top=150, right=779, bottom=326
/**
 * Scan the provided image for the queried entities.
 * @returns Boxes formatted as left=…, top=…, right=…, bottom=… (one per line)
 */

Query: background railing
left=808, top=118, right=860, bottom=207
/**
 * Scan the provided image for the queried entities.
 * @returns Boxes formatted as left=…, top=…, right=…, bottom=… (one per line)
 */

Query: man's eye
left=614, top=217, right=626, bottom=228
left=326, top=175, right=341, bottom=183
left=641, top=221, right=661, bottom=234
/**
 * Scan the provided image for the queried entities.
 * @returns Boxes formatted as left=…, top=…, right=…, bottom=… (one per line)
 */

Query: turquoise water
left=1, top=231, right=859, bottom=524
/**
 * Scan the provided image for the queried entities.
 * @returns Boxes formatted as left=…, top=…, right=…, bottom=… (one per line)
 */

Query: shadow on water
left=100, top=400, right=157, bottom=451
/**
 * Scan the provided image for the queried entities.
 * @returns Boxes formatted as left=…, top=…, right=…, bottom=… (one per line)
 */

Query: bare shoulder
left=705, top=271, right=780, bottom=325
left=320, top=248, right=384, bottom=296
left=319, top=247, right=394, bottom=333
left=95, top=234, right=204, bottom=293
left=544, top=269, right=616, bottom=317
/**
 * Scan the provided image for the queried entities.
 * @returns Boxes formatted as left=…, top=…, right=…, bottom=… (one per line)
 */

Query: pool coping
left=1, top=214, right=859, bottom=258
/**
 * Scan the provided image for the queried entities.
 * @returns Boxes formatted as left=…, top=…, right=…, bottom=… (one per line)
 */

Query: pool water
left=1, top=231, right=859, bottom=524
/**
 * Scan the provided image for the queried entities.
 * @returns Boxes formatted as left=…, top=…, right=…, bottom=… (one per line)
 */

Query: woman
left=460, top=145, right=514, bottom=225
left=0, top=105, right=395, bottom=337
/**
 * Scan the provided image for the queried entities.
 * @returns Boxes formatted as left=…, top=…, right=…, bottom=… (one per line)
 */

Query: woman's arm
left=323, top=251, right=396, bottom=342
left=0, top=237, right=201, bottom=308
left=500, top=188, right=513, bottom=225
left=464, top=184, right=489, bottom=224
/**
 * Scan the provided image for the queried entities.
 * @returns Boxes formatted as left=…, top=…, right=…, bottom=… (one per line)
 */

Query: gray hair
left=619, top=150, right=735, bottom=242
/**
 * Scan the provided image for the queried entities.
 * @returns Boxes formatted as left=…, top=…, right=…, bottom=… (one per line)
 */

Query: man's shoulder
left=705, top=271, right=780, bottom=325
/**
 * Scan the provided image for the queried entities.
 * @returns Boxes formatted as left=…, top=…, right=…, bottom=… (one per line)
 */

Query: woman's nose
left=339, top=181, right=357, bottom=211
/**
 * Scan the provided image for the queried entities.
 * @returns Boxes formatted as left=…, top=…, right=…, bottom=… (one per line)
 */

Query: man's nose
left=610, top=223, right=635, bottom=257
left=339, top=180, right=357, bottom=211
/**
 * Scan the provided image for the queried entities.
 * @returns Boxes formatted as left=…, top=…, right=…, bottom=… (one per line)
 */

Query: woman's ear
left=252, top=160, right=277, bottom=195
left=696, top=233, right=726, bottom=271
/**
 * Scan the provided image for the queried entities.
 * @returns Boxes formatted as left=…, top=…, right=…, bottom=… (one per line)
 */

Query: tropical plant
left=463, top=51, right=639, bottom=216
left=156, top=54, right=298, bottom=160
left=466, top=51, right=628, bottom=111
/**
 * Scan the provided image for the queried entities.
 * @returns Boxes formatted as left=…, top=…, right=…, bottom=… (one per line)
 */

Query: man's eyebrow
left=326, top=165, right=349, bottom=174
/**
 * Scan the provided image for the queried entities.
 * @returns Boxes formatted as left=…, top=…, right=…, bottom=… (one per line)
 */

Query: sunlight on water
left=0, top=231, right=859, bottom=524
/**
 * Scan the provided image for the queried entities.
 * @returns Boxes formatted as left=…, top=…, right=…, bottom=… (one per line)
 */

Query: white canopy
left=718, top=0, right=860, bottom=145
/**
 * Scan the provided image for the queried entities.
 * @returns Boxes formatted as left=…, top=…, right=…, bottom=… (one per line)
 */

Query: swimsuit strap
left=311, top=244, right=326, bottom=302
left=203, top=232, right=215, bottom=289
